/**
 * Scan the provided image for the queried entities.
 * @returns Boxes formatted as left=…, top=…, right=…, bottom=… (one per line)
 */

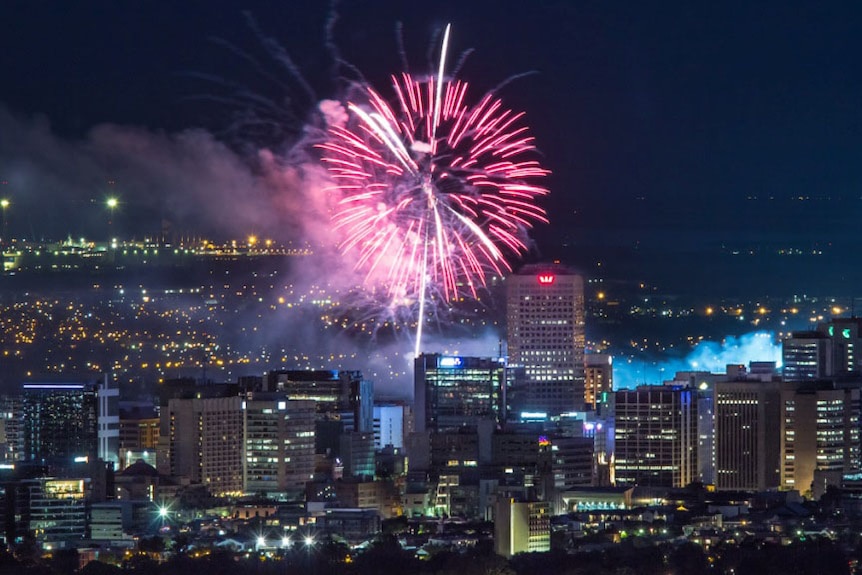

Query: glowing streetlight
left=304, top=535, right=315, bottom=547
left=106, top=197, right=118, bottom=241
left=0, top=198, right=9, bottom=244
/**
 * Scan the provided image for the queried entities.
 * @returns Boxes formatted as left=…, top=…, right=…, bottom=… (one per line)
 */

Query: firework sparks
left=318, top=26, right=550, bottom=353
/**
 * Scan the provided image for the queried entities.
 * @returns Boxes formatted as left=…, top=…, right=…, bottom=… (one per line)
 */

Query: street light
left=106, top=197, right=118, bottom=242
left=1, top=198, right=9, bottom=244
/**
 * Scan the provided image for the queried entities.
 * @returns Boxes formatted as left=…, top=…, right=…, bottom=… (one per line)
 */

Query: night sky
left=1, top=1, right=861, bottom=284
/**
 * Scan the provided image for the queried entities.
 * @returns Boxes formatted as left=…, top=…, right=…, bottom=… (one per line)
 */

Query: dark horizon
left=1, top=1, right=861, bottom=295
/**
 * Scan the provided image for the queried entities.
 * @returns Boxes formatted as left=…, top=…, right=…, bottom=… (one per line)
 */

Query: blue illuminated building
left=413, top=353, right=508, bottom=433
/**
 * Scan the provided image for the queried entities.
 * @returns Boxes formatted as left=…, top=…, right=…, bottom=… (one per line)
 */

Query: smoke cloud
left=0, top=105, right=334, bottom=243
left=613, top=331, right=783, bottom=389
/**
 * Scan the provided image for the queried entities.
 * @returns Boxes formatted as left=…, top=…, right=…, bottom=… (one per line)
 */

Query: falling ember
left=317, top=25, right=550, bottom=354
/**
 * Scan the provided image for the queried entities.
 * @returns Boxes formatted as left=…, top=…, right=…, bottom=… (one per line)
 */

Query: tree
left=667, top=542, right=707, bottom=575
left=79, top=561, right=124, bottom=575
left=49, top=548, right=79, bottom=575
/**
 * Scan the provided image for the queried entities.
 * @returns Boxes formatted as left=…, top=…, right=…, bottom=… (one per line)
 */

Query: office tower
left=712, top=380, right=781, bottom=491
left=243, top=396, right=316, bottom=495
left=584, top=354, right=614, bottom=411
left=339, top=431, right=376, bottom=480
left=0, top=395, right=20, bottom=462
left=21, top=383, right=98, bottom=466
left=98, top=375, right=120, bottom=469
left=783, top=332, right=832, bottom=380
left=27, top=478, right=88, bottom=543
left=493, top=498, right=551, bottom=558
left=506, top=264, right=586, bottom=415
left=783, top=318, right=862, bottom=380
left=167, top=395, right=245, bottom=496
left=614, top=386, right=697, bottom=488
left=266, top=370, right=373, bottom=432
left=413, top=354, right=506, bottom=433
left=780, top=381, right=861, bottom=496
left=548, top=436, right=594, bottom=490
left=826, top=318, right=862, bottom=374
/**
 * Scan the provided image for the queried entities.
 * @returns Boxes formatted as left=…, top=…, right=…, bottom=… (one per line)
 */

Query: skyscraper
left=266, top=370, right=373, bottom=432
left=21, top=383, right=98, bottom=466
left=614, top=385, right=698, bottom=488
left=167, top=395, right=245, bottom=495
left=780, top=381, right=861, bottom=496
left=506, top=264, right=585, bottom=415
left=243, top=395, right=316, bottom=495
left=783, top=318, right=862, bottom=380
left=712, top=380, right=781, bottom=491
left=782, top=331, right=832, bottom=380
left=413, top=354, right=507, bottom=433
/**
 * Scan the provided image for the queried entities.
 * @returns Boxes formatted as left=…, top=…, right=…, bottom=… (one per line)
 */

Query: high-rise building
left=783, top=318, right=862, bottom=380
left=265, top=370, right=373, bottom=432
left=780, top=381, right=861, bottom=496
left=614, top=385, right=698, bottom=488
left=825, top=318, right=862, bottom=374
left=506, top=264, right=586, bottom=415
left=0, top=395, right=21, bottom=463
left=414, top=354, right=506, bottom=433
left=21, top=383, right=98, bottom=467
left=584, top=354, right=613, bottom=411
left=97, top=375, right=120, bottom=469
left=166, top=393, right=316, bottom=496
left=168, top=395, right=245, bottom=496
left=783, top=332, right=832, bottom=381
left=712, top=380, right=781, bottom=491
left=243, top=395, right=316, bottom=495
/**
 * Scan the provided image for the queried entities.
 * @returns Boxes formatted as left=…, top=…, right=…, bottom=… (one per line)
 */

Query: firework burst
left=318, top=26, right=549, bottom=353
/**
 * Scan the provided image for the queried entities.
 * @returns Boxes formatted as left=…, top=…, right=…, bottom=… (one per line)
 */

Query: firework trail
left=318, top=25, right=550, bottom=355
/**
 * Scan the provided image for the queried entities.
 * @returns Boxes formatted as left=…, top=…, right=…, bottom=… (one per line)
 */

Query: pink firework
left=318, top=26, right=549, bottom=348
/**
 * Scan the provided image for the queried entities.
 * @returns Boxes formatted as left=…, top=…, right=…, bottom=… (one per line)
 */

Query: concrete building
left=167, top=395, right=245, bottom=496
left=493, top=498, right=551, bottom=558
left=97, top=375, right=120, bottom=469
left=506, top=263, right=586, bottom=415
left=783, top=332, right=833, bottom=381
left=614, top=385, right=698, bottom=488
left=243, top=396, right=316, bottom=495
left=780, top=380, right=862, bottom=497
left=119, top=405, right=159, bottom=470
left=713, top=380, right=781, bottom=491
left=584, top=354, right=613, bottom=411
left=783, top=318, right=862, bottom=381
